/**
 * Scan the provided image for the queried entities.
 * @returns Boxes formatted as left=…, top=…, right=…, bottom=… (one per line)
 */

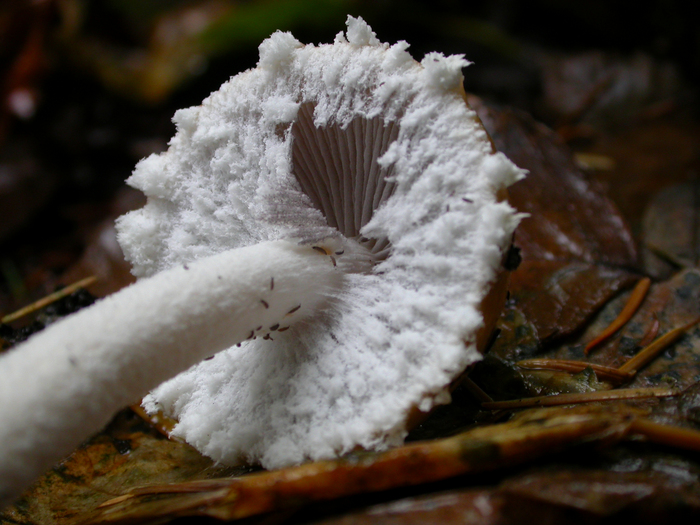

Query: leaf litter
left=3, top=97, right=700, bottom=525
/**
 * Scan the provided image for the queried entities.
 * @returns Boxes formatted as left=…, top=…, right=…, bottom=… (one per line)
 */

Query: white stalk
left=0, top=240, right=340, bottom=507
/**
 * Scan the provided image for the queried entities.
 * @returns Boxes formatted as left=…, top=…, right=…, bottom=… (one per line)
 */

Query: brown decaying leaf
left=470, top=97, right=639, bottom=342
left=544, top=268, right=700, bottom=397
left=0, top=410, right=238, bottom=525
left=310, top=465, right=700, bottom=524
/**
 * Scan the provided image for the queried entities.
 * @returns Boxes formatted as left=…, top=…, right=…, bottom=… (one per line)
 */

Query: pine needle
left=585, top=277, right=651, bottom=354
left=517, top=359, right=634, bottom=384
left=618, top=317, right=700, bottom=374
left=481, top=387, right=675, bottom=410
left=630, top=418, right=700, bottom=452
left=1, top=276, right=97, bottom=325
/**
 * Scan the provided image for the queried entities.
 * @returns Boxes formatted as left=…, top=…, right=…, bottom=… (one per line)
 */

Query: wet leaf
left=499, top=464, right=700, bottom=519
left=307, top=489, right=507, bottom=525
left=311, top=460, right=700, bottom=524
left=547, top=268, right=700, bottom=396
left=470, top=97, right=639, bottom=341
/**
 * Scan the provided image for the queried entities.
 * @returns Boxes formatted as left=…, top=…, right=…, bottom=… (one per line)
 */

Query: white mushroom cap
left=117, top=16, right=525, bottom=469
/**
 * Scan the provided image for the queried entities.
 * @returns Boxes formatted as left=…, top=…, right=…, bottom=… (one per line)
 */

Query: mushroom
left=0, top=16, right=524, bottom=507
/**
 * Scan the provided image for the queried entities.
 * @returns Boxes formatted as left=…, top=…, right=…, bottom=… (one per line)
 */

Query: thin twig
left=461, top=376, right=494, bottom=403
left=1, top=276, right=98, bottom=325
left=645, top=242, right=692, bottom=270
left=618, top=317, right=700, bottom=374
left=585, top=277, right=651, bottom=354
left=481, top=387, right=675, bottom=410
left=517, top=359, right=634, bottom=384
left=90, top=405, right=639, bottom=523
left=630, top=418, right=700, bottom=452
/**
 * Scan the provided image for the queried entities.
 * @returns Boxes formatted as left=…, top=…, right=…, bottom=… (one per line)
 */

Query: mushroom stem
left=0, top=240, right=341, bottom=507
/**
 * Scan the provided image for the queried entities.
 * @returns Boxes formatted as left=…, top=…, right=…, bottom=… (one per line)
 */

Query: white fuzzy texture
left=118, top=16, right=525, bottom=469
left=0, top=241, right=339, bottom=507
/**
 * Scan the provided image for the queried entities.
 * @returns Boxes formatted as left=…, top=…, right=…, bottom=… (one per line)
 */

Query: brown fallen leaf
left=470, top=97, right=639, bottom=342
left=308, top=464, right=700, bottom=525
left=499, top=466, right=700, bottom=519
left=542, top=268, right=700, bottom=395
left=311, top=460, right=700, bottom=524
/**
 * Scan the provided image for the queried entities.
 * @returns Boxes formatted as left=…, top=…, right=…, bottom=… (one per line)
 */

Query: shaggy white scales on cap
left=118, top=16, right=525, bottom=469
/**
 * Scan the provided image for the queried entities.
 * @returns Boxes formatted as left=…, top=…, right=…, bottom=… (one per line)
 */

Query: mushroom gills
left=292, top=102, right=397, bottom=263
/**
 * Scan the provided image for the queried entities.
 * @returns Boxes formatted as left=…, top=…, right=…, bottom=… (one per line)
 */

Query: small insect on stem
left=311, top=245, right=337, bottom=266
left=286, top=305, right=301, bottom=315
